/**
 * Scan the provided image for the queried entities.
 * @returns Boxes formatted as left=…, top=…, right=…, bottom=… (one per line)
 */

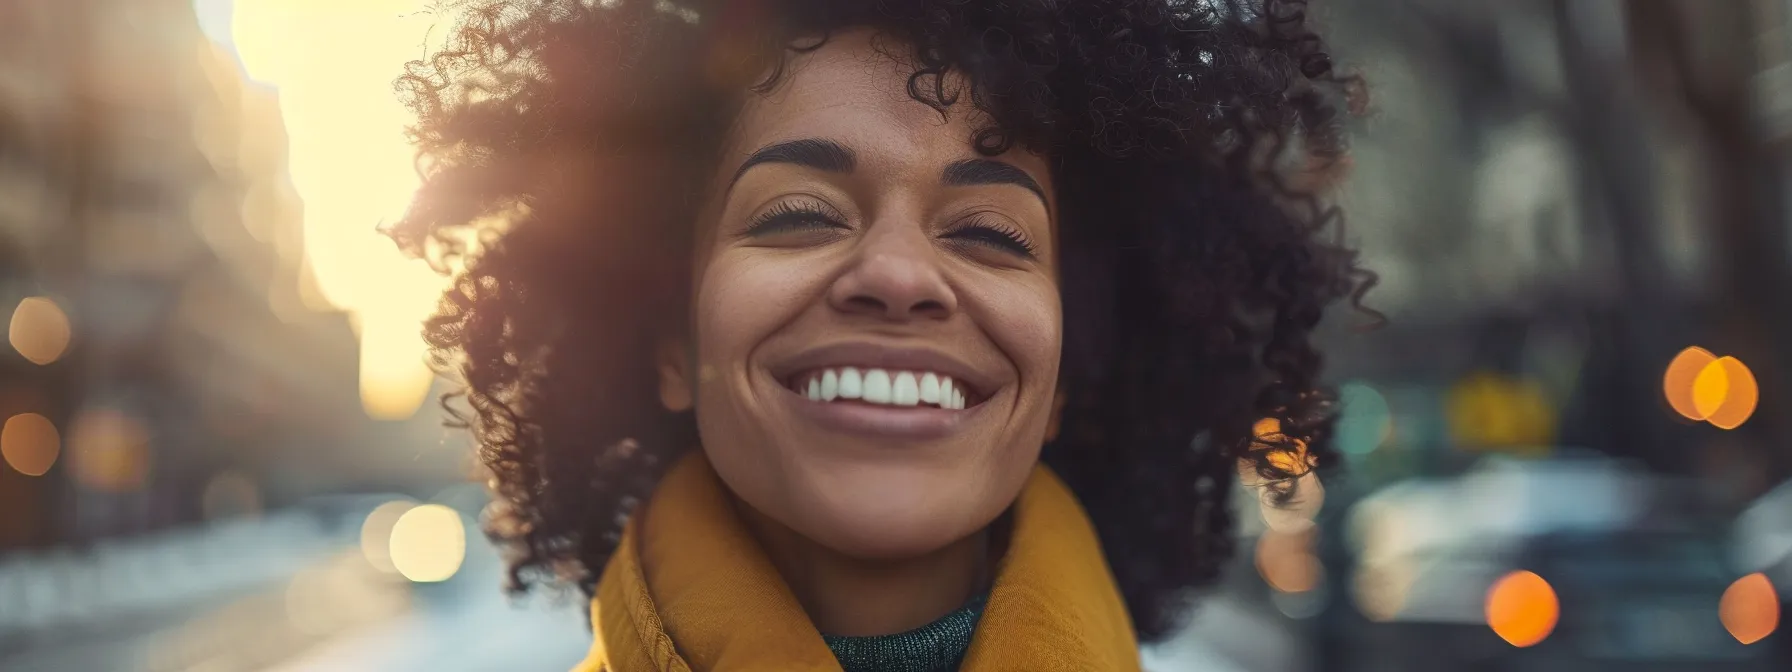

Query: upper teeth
left=799, top=368, right=968, bottom=410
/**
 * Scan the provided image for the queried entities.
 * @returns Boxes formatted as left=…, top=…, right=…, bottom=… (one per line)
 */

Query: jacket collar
left=579, top=453, right=1140, bottom=671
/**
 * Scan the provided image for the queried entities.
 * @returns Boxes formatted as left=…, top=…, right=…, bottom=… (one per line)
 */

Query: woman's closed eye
left=945, top=215, right=1038, bottom=259
left=744, top=199, right=848, bottom=237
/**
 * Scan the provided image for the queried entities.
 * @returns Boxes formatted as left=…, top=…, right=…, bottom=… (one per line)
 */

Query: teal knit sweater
left=820, top=595, right=989, bottom=672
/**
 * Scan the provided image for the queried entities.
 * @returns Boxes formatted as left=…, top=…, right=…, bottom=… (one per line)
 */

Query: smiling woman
left=386, top=1, right=1370, bottom=670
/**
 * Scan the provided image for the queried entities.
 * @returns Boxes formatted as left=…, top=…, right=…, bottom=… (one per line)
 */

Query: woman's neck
left=738, top=504, right=992, bottom=637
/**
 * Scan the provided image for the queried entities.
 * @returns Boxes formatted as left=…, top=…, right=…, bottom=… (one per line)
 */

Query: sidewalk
left=0, top=514, right=341, bottom=672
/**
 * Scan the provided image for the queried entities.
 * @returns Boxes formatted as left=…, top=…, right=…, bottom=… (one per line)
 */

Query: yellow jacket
left=574, top=453, right=1142, bottom=671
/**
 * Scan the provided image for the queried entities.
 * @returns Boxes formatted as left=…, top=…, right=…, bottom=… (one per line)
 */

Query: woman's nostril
left=910, top=299, right=949, bottom=319
left=844, top=295, right=887, bottom=314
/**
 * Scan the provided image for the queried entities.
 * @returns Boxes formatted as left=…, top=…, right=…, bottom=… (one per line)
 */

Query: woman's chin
left=803, top=517, right=977, bottom=561
left=790, top=477, right=1005, bottom=560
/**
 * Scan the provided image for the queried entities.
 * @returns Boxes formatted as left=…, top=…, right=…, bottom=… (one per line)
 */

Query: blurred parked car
left=1336, top=454, right=1775, bottom=672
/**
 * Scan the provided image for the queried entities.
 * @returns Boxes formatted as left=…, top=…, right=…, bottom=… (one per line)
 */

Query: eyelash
left=745, top=201, right=1038, bottom=258
left=745, top=200, right=847, bottom=235
left=948, top=215, right=1038, bottom=258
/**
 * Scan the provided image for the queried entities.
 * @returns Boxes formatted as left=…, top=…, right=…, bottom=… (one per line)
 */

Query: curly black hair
left=388, top=0, right=1372, bottom=643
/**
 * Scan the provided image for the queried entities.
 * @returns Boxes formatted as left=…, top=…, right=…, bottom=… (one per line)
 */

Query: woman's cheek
left=979, top=275, right=1063, bottom=381
left=694, top=249, right=830, bottom=354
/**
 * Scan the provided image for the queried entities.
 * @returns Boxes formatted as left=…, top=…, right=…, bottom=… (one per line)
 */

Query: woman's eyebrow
left=941, top=158, right=1048, bottom=209
left=730, top=138, right=857, bottom=188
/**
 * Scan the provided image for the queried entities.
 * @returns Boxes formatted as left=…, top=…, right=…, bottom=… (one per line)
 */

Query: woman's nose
left=827, top=223, right=957, bottom=322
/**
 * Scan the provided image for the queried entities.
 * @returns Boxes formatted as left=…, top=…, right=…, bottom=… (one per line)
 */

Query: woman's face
left=661, top=29, right=1062, bottom=559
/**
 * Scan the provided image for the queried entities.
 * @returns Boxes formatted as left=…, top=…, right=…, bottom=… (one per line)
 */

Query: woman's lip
left=778, top=382, right=981, bottom=440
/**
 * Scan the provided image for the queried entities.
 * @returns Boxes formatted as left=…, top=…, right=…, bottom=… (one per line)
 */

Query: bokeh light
left=1257, top=528, right=1322, bottom=593
left=1446, top=373, right=1555, bottom=450
left=1334, top=381, right=1393, bottom=456
left=1, top=412, right=61, bottom=476
left=67, top=408, right=152, bottom=492
left=360, top=499, right=417, bottom=574
left=1665, top=347, right=1759, bottom=429
left=1719, top=572, right=1780, bottom=645
left=1485, top=570, right=1559, bottom=647
left=388, top=503, right=466, bottom=583
left=1664, top=346, right=1716, bottom=420
left=8, top=297, right=72, bottom=365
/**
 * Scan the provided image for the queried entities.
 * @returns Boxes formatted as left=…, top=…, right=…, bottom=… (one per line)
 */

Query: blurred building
left=1315, top=0, right=1792, bottom=491
left=0, top=0, right=459, bottom=552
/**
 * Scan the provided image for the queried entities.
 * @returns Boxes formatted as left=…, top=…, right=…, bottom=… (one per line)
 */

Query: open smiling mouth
left=784, top=367, right=985, bottom=410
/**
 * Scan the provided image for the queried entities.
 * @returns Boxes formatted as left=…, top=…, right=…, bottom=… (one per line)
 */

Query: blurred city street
left=2, top=452, right=1783, bottom=671
left=1, top=504, right=593, bottom=672
left=0, top=504, right=1278, bottom=672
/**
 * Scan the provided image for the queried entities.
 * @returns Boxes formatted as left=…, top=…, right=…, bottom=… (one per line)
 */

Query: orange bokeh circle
left=1720, top=573, right=1780, bottom=645
left=1486, top=570, right=1559, bottom=647
left=1663, top=347, right=1758, bottom=429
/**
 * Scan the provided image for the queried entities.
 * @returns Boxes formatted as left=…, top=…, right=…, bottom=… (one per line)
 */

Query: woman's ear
left=1045, top=386, right=1068, bottom=442
left=657, top=339, right=694, bottom=412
